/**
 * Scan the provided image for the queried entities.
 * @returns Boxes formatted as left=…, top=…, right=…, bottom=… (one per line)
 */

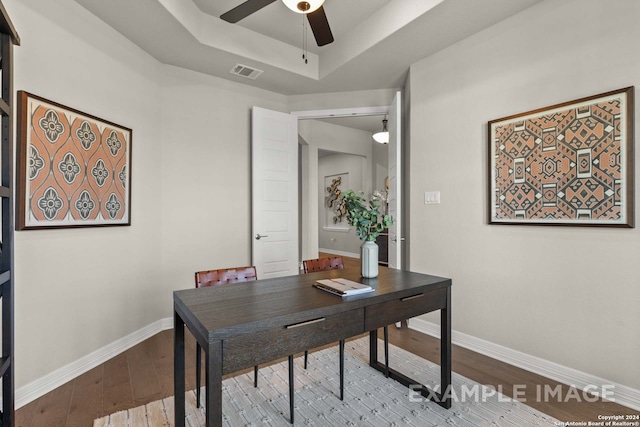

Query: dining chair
left=302, top=256, right=344, bottom=273
left=301, top=256, right=349, bottom=400
left=194, top=265, right=298, bottom=423
left=301, top=256, right=344, bottom=369
left=303, top=256, right=391, bottom=378
left=193, top=266, right=259, bottom=408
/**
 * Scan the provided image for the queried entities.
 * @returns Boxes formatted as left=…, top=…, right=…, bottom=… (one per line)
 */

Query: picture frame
left=16, top=91, right=132, bottom=230
left=488, top=87, right=634, bottom=227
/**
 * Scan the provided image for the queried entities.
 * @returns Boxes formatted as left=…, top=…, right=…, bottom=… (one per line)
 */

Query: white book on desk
left=313, top=278, right=373, bottom=297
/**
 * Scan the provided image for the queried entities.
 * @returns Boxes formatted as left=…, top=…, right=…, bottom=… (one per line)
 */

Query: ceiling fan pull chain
left=302, top=14, right=308, bottom=64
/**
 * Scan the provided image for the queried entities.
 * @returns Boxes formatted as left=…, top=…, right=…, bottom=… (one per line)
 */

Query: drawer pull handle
left=401, top=293, right=424, bottom=302
left=286, top=317, right=326, bottom=329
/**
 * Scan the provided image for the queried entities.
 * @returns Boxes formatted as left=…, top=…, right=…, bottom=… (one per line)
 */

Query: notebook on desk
left=313, top=278, right=373, bottom=297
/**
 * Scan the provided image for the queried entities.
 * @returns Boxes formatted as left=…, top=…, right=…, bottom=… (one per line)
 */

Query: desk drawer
left=364, top=288, right=447, bottom=331
left=223, top=308, right=364, bottom=374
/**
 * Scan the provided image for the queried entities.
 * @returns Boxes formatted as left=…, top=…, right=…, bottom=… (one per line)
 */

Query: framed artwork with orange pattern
left=16, top=91, right=132, bottom=230
left=488, top=87, right=634, bottom=227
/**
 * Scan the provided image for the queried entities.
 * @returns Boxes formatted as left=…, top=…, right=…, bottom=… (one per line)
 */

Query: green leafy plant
left=341, top=189, right=394, bottom=242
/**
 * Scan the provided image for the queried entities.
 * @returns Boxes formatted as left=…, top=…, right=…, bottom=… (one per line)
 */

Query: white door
left=252, top=107, right=299, bottom=278
left=388, top=91, right=402, bottom=269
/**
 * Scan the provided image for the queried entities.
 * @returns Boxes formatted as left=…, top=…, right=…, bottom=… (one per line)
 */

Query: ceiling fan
left=220, top=0, right=334, bottom=47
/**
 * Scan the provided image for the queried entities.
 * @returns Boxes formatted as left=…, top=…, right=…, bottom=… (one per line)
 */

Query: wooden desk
left=174, top=267, right=452, bottom=427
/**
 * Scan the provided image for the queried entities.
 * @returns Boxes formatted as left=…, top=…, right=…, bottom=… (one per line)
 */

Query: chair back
left=195, top=266, right=257, bottom=288
left=302, top=257, right=344, bottom=274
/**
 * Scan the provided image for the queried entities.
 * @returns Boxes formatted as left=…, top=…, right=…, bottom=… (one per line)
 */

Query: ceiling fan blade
left=307, top=6, right=334, bottom=46
left=220, top=0, right=277, bottom=23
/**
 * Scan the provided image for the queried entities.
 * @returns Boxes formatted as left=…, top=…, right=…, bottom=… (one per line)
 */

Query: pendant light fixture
left=282, top=0, right=325, bottom=14
left=372, top=117, right=389, bottom=144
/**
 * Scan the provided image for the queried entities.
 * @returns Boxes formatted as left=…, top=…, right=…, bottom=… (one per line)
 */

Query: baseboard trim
left=408, top=317, right=640, bottom=411
left=318, top=248, right=360, bottom=259
left=15, top=317, right=173, bottom=409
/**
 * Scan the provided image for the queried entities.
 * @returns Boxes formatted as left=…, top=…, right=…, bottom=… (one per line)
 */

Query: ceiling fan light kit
left=373, top=117, right=389, bottom=144
left=282, top=0, right=325, bottom=14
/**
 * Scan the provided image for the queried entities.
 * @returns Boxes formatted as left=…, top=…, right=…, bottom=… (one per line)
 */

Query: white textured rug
left=94, top=338, right=559, bottom=426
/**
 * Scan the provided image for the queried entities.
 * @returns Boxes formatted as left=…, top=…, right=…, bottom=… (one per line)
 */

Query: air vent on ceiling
left=230, top=64, right=264, bottom=80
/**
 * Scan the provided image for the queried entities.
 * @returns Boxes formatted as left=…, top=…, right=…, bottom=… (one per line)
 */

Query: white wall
left=11, top=0, right=163, bottom=388
left=318, top=153, right=365, bottom=254
left=372, top=140, right=388, bottom=193
left=288, top=89, right=396, bottom=113
left=7, top=0, right=396, bottom=394
left=158, top=66, right=286, bottom=293
left=9, top=0, right=287, bottom=392
left=408, top=0, right=640, bottom=390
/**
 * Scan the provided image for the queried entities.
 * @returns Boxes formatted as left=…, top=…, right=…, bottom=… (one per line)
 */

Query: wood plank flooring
left=15, top=255, right=638, bottom=425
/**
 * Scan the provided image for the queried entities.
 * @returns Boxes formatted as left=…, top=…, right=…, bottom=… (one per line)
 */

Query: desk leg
left=205, top=341, right=223, bottom=427
left=440, top=286, right=452, bottom=409
left=174, top=310, right=185, bottom=427
left=369, top=330, right=378, bottom=366
left=368, top=289, right=452, bottom=410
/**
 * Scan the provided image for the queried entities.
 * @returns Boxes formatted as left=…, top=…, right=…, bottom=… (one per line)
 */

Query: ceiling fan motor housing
left=282, top=0, right=325, bottom=14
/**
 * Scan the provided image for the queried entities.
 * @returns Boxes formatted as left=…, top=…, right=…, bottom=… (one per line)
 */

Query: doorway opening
left=293, top=96, right=401, bottom=269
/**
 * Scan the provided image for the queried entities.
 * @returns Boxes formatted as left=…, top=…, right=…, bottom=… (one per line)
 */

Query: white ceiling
left=191, top=0, right=393, bottom=55
left=74, top=0, right=542, bottom=101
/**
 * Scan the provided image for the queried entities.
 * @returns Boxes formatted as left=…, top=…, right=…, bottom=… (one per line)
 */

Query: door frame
left=292, top=104, right=402, bottom=265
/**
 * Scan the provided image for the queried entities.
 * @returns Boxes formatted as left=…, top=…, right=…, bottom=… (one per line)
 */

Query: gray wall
left=408, top=0, right=639, bottom=390
left=11, top=0, right=391, bottom=394
left=11, top=0, right=288, bottom=389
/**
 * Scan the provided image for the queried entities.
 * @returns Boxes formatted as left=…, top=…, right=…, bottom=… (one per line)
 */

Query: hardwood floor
left=15, top=256, right=638, bottom=425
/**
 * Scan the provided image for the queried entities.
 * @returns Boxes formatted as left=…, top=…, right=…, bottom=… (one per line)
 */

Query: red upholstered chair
left=194, top=266, right=258, bottom=408
left=194, top=266, right=301, bottom=423
left=195, top=266, right=257, bottom=287
left=303, top=256, right=344, bottom=273
left=304, top=256, right=391, bottom=378
left=302, top=256, right=347, bottom=400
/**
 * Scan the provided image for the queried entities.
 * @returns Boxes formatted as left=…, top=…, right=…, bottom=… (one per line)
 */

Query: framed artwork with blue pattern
left=488, top=87, right=634, bottom=227
left=16, top=91, right=132, bottom=230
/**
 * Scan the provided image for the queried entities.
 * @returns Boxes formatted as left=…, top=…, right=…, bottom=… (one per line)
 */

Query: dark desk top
left=174, top=267, right=450, bottom=341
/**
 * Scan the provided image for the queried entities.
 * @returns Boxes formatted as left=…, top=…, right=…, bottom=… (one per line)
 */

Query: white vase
left=361, top=240, right=379, bottom=278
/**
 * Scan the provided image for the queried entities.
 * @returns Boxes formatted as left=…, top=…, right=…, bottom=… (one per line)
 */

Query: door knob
left=255, top=234, right=269, bottom=240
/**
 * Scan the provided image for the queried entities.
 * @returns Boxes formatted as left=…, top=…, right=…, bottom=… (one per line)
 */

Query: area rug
left=94, top=338, right=559, bottom=426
